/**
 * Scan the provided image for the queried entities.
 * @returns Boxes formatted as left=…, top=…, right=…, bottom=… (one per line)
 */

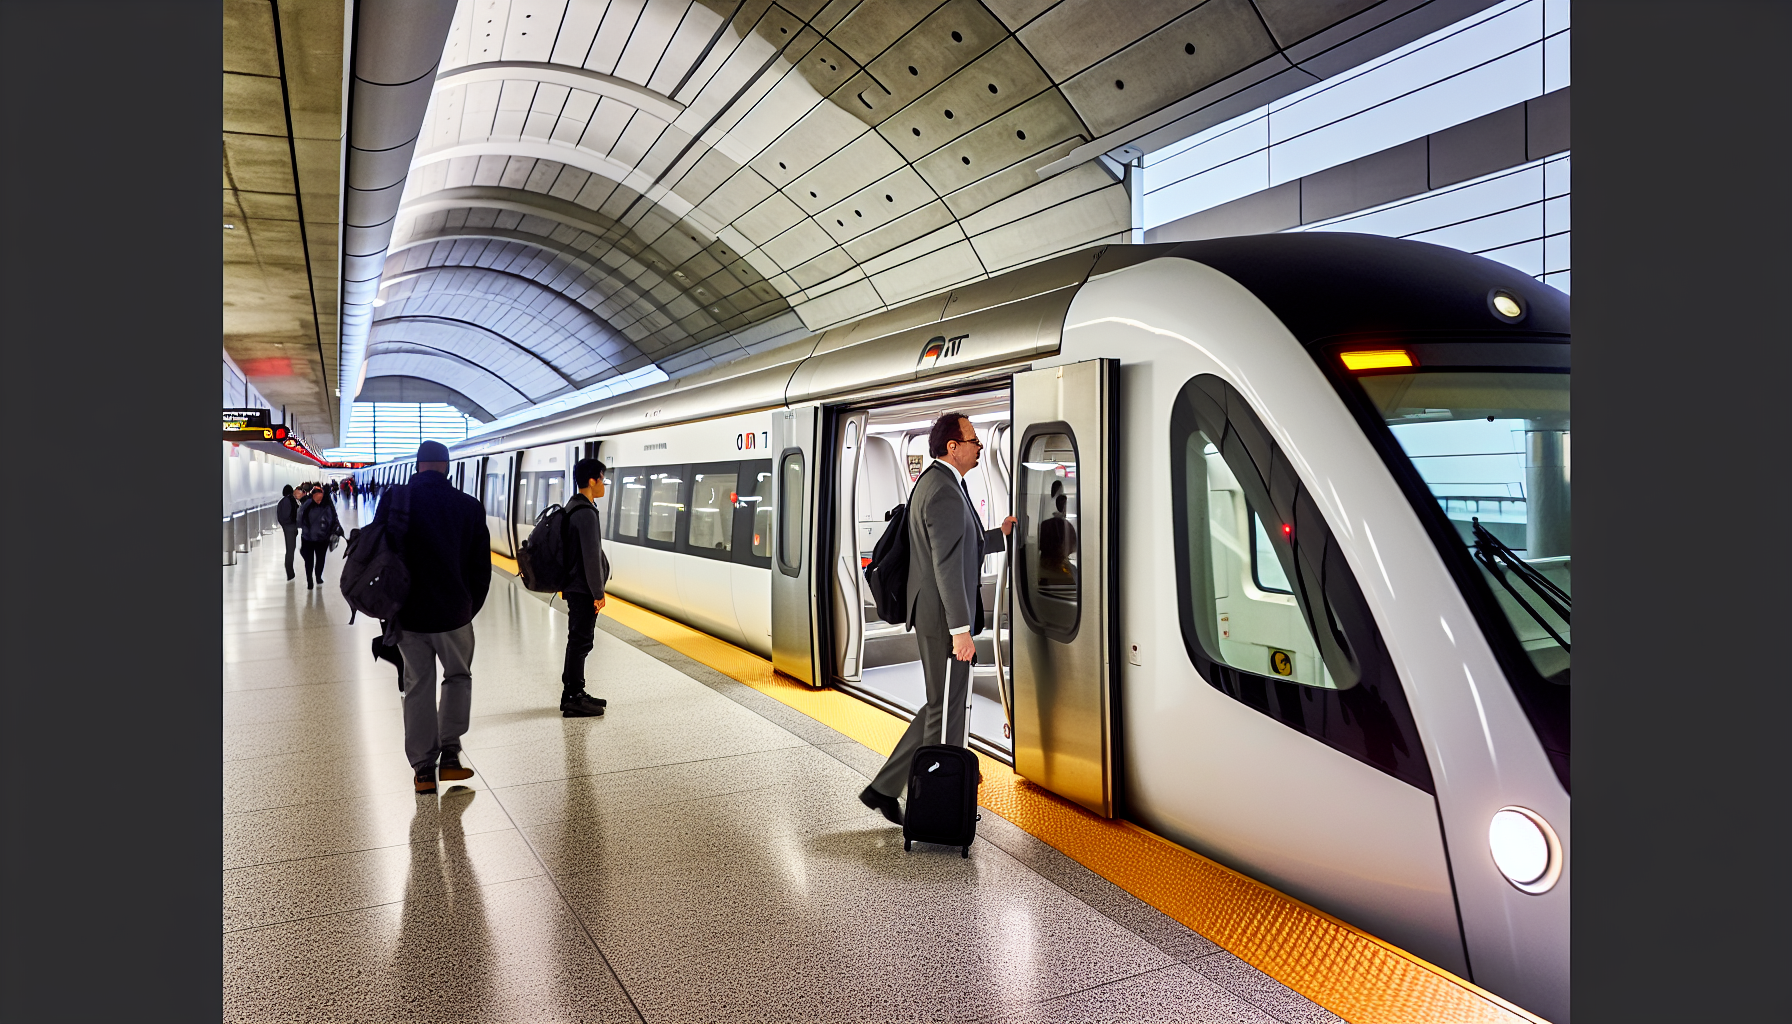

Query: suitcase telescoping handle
left=942, top=655, right=974, bottom=747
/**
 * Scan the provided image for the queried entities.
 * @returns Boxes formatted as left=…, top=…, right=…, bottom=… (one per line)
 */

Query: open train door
left=1009, top=359, right=1119, bottom=818
left=772, top=405, right=822, bottom=685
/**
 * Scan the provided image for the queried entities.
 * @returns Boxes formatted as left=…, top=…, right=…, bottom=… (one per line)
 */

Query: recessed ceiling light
left=223, top=223, right=236, bottom=229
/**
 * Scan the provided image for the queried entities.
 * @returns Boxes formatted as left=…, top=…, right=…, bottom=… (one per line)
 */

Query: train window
left=1170, top=374, right=1433, bottom=792
left=682, top=462, right=739, bottom=561
left=612, top=470, right=647, bottom=541
left=1014, top=427, right=1081, bottom=643
left=484, top=471, right=508, bottom=519
left=1341, top=361, right=1570, bottom=790
left=777, top=450, right=804, bottom=576
left=733, top=459, right=774, bottom=568
left=1250, top=510, right=1293, bottom=594
left=646, top=468, right=683, bottom=545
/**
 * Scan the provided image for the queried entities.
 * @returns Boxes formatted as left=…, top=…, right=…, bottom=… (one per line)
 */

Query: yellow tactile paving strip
left=498, top=562, right=1548, bottom=1024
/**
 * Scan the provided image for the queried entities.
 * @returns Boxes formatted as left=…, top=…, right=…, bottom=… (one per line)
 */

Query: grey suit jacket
left=905, top=461, right=1005, bottom=633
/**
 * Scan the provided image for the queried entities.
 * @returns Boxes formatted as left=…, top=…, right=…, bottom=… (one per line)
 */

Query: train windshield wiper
left=1470, top=518, right=1570, bottom=652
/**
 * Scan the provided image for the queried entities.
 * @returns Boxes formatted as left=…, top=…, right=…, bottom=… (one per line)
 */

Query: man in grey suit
left=860, top=412, right=1015, bottom=823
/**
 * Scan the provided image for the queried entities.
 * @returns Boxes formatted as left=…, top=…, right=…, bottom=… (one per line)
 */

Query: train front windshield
left=1357, top=369, right=1571, bottom=686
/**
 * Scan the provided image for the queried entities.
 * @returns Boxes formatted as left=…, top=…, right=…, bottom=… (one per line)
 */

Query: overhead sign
left=222, top=407, right=271, bottom=431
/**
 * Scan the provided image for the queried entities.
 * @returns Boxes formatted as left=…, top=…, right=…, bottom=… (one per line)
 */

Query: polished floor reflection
left=223, top=510, right=1339, bottom=1023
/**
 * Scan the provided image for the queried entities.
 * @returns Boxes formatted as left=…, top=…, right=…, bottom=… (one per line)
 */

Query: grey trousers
left=398, top=624, right=476, bottom=774
left=870, top=595, right=973, bottom=798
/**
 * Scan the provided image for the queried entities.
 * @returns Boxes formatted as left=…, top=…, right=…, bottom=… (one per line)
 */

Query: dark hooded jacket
left=297, top=496, right=341, bottom=543
left=376, top=470, right=491, bottom=633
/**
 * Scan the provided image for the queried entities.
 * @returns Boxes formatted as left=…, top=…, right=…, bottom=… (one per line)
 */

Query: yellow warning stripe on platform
left=514, top=570, right=1548, bottom=1024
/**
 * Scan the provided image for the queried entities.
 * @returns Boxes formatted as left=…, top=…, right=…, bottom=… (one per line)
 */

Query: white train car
left=357, top=235, right=1572, bottom=1022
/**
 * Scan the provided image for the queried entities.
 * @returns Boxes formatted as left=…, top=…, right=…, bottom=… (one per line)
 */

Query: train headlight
left=1488, top=288, right=1526, bottom=322
left=1488, top=806, right=1562, bottom=893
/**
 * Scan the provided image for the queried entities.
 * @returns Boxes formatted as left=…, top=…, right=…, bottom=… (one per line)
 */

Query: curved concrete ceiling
left=349, top=0, right=1498, bottom=422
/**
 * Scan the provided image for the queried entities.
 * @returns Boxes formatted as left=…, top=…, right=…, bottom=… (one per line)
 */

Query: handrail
left=992, top=534, right=1015, bottom=741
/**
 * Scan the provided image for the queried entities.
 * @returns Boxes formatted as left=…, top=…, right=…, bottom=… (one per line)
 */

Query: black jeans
left=562, top=592, right=598, bottom=694
left=300, top=538, right=329, bottom=581
left=282, top=527, right=298, bottom=577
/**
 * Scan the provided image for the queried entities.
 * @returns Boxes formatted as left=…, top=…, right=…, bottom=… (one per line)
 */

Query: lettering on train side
left=917, top=333, right=969, bottom=371
left=735, top=431, right=770, bottom=451
left=643, top=442, right=668, bottom=451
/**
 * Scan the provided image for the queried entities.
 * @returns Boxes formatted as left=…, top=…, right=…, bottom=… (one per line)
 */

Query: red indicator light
left=1282, top=524, right=1292, bottom=538
left=861, top=556, right=872, bottom=568
left=730, top=492, right=738, bottom=502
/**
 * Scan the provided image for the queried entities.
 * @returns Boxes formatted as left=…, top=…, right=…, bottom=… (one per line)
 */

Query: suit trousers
left=561, top=591, right=598, bottom=694
left=870, top=594, right=973, bottom=798
left=398, top=624, right=476, bottom=773
left=282, top=526, right=298, bottom=578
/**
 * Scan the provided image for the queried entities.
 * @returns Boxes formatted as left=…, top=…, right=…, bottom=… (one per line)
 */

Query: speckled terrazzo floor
left=222, top=505, right=1340, bottom=1024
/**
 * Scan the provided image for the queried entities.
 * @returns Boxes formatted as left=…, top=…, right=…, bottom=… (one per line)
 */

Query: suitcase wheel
left=961, top=846, right=970, bottom=859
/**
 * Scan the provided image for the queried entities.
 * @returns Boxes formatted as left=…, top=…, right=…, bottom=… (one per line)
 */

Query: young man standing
left=378, top=440, right=492, bottom=794
left=559, top=458, right=611, bottom=717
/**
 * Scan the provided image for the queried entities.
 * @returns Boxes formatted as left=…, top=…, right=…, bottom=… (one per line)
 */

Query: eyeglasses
left=953, top=437, right=984, bottom=449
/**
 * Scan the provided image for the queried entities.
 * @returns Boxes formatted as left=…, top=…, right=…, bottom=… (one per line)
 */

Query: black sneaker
left=560, top=691, right=605, bottom=717
left=438, top=750, right=473, bottom=782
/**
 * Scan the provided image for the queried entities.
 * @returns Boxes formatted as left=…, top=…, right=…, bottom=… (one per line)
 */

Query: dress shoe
left=859, top=785, right=902, bottom=825
left=560, top=691, right=606, bottom=717
left=414, top=770, right=437, bottom=795
left=438, top=751, right=474, bottom=782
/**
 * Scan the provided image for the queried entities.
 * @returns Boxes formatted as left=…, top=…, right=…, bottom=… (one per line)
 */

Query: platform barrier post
left=234, top=509, right=251, bottom=553
left=222, top=516, right=236, bottom=566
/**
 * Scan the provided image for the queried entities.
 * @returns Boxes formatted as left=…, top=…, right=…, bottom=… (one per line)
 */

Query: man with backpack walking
left=276, top=484, right=300, bottom=581
left=859, top=413, right=1014, bottom=825
left=372, top=440, right=491, bottom=795
left=559, top=458, right=612, bottom=718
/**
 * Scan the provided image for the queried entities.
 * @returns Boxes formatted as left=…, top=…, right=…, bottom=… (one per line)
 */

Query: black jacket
left=563, top=494, right=610, bottom=597
left=297, top=498, right=341, bottom=543
left=377, top=471, right=491, bottom=633
left=276, top=495, right=298, bottom=529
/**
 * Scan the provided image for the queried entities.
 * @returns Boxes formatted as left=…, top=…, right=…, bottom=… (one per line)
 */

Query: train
left=357, top=234, right=1572, bottom=1022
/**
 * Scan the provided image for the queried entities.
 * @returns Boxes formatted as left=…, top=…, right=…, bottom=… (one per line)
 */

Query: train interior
left=830, top=389, right=1016, bottom=757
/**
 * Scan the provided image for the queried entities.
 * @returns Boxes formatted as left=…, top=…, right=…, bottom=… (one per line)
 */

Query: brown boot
left=438, top=751, right=473, bottom=782
left=414, top=769, right=437, bottom=794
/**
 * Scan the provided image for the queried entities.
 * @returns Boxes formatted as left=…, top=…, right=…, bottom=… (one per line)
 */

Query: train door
left=1009, top=359, right=1120, bottom=818
left=771, top=406, right=820, bottom=685
left=483, top=454, right=515, bottom=556
left=830, top=412, right=868, bottom=681
left=827, top=392, right=1014, bottom=756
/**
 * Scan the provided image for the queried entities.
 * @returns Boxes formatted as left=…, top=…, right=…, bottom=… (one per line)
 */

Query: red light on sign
left=273, top=426, right=287, bottom=439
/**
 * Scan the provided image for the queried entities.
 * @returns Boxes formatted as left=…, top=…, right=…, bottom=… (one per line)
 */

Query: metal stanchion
left=234, top=510, right=251, bottom=553
left=223, top=516, right=236, bottom=566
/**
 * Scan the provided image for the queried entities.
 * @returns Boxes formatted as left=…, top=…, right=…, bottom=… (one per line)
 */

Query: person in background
left=559, top=459, right=611, bottom=718
left=859, top=412, right=1014, bottom=824
left=276, top=484, right=300, bottom=582
left=297, top=483, right=342, bottom=590
left=377, top=440, right=492, bottom=795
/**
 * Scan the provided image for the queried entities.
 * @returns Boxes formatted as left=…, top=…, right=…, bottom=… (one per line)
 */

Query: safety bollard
left=223, top=516, right=236, bottom=566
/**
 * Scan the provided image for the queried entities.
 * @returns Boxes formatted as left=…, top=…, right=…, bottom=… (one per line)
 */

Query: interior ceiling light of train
left=341, top=0, right=1502, bottom=434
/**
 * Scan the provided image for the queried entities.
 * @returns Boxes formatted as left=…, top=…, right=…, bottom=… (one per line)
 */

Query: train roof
left=433, top=234, right=1568, bottom=461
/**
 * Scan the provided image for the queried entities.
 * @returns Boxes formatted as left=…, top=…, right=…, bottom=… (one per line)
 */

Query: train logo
left=736, top=431, right=770, bottom=451
left=917, top=333, right=969, bottom=370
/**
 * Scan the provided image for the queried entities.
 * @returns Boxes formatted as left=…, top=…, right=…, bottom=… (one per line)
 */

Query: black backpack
left=863, top=502, right=910, bottom=625
left=517, top=502, right=580, bottom=593
left=339, top=485, right=411, bottom=624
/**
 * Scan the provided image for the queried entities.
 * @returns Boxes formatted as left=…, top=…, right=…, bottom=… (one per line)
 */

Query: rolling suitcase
left=903, top=656, right=982, bottom=858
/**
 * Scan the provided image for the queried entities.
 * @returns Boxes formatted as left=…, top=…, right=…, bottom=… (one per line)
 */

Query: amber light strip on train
left=1340, top=349, right=1417, bottom=371
left=543, top=578, right=1554, bottom=1024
